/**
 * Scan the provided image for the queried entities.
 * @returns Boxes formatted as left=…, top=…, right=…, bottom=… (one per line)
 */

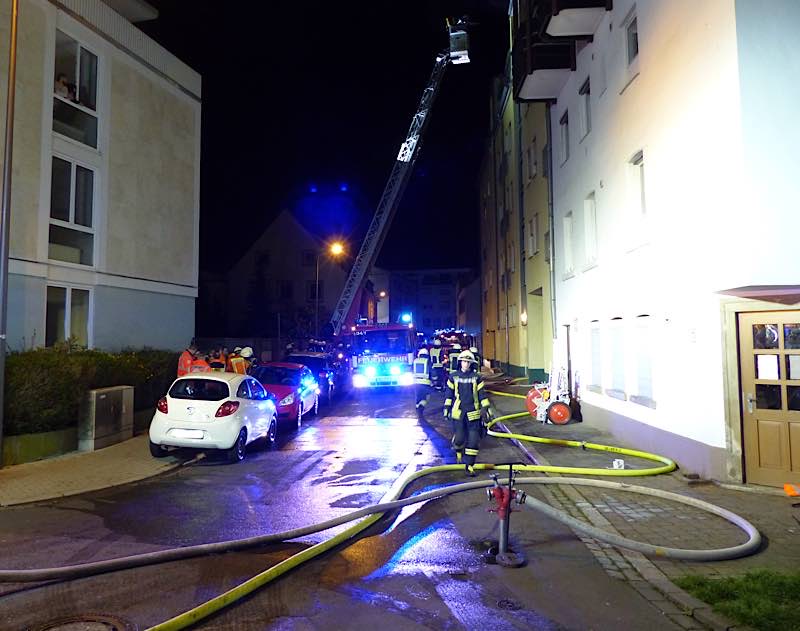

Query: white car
left=149, top=373, right=277, bottom=463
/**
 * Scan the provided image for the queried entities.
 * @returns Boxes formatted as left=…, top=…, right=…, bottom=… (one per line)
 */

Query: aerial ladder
left=330, top=19, right=471, bottom=336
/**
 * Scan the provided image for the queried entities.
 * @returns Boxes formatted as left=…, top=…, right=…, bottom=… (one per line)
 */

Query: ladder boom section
left=331, top=53, right=450, bottom=335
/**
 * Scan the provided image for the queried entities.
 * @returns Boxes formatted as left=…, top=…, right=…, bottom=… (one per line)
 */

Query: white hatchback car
left=149, top=373, right=277, bottom=463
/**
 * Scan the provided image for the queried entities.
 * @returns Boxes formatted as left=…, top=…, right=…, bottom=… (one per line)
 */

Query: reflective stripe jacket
left=430, top=347, right=443, bottom=368
left=443, top=371, right=491, bottom=421
left=413, top=356, right=431, bottom=385
left=228, top=355, right=247, bottom=375
left=177, top=350, right=194, bottom=377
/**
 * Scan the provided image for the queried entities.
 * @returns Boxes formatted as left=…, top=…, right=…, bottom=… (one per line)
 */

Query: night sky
left=139, top=2, right=509, bottom=273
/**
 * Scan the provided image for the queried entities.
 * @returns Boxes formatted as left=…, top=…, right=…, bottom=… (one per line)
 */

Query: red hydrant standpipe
left=486, top=464, right=526, bottom=568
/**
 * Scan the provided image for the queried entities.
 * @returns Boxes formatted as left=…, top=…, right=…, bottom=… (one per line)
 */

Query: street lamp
left=316, top=241, right=345, bottom=337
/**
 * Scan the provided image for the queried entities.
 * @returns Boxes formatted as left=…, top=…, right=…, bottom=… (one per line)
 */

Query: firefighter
left=177, top=341, right=198, bottom=377
left=430, top=339, right=445, bottom=390
left=240, top=346, right=256, bottom=373
left=413, top=347, right=432, bottom=420
left=190, top=352, right=211, bottom=373
left=443, top=350, right=495, bottom=477
left=208, top=347, right=226, bottom=372
left=228, top=347, right=247, bottom=374
left=469, top=346, right=482, bottom=372
left=448, top=343, right=462, bottom=373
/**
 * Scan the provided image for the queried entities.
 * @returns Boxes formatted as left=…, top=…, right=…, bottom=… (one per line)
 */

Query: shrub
left=3, top=343, right=179, bottom=436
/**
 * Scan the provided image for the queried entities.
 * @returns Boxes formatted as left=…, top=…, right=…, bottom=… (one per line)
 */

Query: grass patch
left=675, top=570, right=800, bottom=631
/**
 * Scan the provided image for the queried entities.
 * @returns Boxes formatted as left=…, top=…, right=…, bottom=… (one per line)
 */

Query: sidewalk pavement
left=0, top=383, right=797, bottom=630
left=0, top=433, right=198, bottom=507
left=484, top=377, right=800, bottom=631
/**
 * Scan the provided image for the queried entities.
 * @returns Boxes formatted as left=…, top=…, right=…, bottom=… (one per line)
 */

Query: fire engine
left=347, top=323, right=418, bottom=388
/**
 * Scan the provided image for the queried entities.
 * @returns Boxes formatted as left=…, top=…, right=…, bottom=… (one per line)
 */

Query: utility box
left=79, top=386, right=134, bottom=451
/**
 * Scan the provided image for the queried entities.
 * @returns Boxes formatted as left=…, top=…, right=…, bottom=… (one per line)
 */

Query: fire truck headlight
left=399, top=373, right=414, bottom=386
left=389, top=365, right=401, bottom=376
left=365, top=366, right=377, bottom=378
left=353, top=374, right=368, bottom=388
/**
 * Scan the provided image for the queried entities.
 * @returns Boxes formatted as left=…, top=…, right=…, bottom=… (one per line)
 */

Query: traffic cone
left=784, top=483, right=800, bottom=497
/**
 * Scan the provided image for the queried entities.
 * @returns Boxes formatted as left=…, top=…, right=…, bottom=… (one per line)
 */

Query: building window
left=609, top=317, right=626, bottom=398
left=53, top=30, right=98, bottom=148
left=49, top=156, right=94, bottom=266
left=563, top=212, right=574, bottom=276
left=46, top=285, right=90, bottom=347
left=528, top=214, right=540, bottom=256
left=559, top=111, right=569, bottom=164
left=584, top=192, right=598, bottom=265
left=526, top=136, right=538, bottom=180
left=279, top=280, right=293, bottom=300
left=301, top=250, right=315, bottom=266
left=589, top=320, right=602, bottom=391
left=626, top=15, right=639, bottom=65
left=544, top=231, right=550, bottom=264
left=629, top=150, right=646, bottom=216
left=578, top=79, right=591, bottom=139
left=306, top=281, right=323, bottom=302
left=631, top=314, right=656, bottom=408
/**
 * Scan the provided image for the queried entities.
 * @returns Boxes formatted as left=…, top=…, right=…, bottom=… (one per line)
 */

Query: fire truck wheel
left=546, top=401, right=572, bottom=425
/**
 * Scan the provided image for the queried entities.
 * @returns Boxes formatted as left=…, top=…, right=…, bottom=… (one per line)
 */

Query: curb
left=0, top=451, right=204, bottom=508
left=489, top=394, right=747, bottom=631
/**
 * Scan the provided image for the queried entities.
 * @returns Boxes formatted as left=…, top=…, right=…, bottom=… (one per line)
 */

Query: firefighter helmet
left=240, top=347, right=254, bottom=359
left=417, top=348, right=429, bottom=356
left=457, top=350, right=477, bottom=364
left=451, top=343, right=462, bottom=351
left=469, top=346, right=478, bottom=354
left=433, top=339, right=442, bottom=347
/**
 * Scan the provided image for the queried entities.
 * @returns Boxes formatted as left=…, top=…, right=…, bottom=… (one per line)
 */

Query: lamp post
left=315, top=241, right=344, bottom=337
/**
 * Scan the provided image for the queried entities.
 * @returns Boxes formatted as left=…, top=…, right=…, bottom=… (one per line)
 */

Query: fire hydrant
left=486, top=464, right=526, bottom=568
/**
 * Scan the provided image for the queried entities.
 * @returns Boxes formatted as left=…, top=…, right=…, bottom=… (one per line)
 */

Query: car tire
left=297, top=404, right=303, bottom=429
left=267, top=415, right=277, bottom=447
left=226, top=429, right=247, bottom=463
left=149, top=440, right=168, bottom=458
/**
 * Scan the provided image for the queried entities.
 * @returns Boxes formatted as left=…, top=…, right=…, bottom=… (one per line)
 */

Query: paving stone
left=693, top=606, right=736, bottom=631
left=666, top=613, right=704, bottom=629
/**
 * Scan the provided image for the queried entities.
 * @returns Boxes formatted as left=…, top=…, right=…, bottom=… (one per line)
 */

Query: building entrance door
left=738, top=311, right=800, bottom=486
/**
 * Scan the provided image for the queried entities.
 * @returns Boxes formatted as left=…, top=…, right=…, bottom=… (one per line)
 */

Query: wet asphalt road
left=0, top=387, right=683, bottom=630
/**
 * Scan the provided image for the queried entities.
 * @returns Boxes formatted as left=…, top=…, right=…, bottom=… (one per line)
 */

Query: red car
left=251, top=363, right=319, bottom=428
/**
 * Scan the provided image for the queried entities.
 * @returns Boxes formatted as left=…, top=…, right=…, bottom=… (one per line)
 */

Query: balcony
left=546, top=0, right=613, bottom=37
left=512, top=0, right=611, bottom=101
left=513, top=38, right=576, bottom=101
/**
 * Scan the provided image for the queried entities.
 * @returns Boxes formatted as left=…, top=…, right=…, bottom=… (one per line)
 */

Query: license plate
left=171, top=428, right=204, bottom=439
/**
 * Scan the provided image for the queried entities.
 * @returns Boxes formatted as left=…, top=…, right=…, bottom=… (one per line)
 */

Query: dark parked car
left=285, top=352, right=348, bottom=405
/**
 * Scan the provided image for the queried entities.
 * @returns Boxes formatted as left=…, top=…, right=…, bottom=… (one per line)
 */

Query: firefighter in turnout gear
left=430, top=339, right=445, bottom=390
left=447, top=343, right=462, bottom=373
left=443, top=350, right=495, bottom=476
left=413, top=348, right=432, bottom=420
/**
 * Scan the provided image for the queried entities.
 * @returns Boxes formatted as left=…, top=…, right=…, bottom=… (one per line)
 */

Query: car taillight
left=157, top=397, right=168, bottom=414
left=215, top=401, right=240, bottom=417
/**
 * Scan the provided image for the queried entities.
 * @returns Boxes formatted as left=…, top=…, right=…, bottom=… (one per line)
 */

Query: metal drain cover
left=36, top=613, right=135, bottom=631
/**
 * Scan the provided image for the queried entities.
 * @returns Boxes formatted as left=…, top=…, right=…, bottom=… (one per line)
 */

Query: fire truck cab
left=347, top=323, right=418, bottom=388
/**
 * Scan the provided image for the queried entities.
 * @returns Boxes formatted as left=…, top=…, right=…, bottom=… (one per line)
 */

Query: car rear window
left=254, top=366, right=301, bottom=386
left=169, top=379, right=230, bottom=401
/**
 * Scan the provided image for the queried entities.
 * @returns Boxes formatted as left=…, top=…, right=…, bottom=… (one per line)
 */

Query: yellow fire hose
left=143, top=390, right=690, bottom=630
left=0, top=384, right=752, bottom=630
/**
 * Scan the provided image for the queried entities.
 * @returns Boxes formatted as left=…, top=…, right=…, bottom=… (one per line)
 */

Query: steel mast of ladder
left=330, top=53, right=450, bottom=336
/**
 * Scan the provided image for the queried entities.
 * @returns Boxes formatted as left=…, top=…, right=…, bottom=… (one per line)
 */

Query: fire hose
left=0, top=393, right=761, bottom=631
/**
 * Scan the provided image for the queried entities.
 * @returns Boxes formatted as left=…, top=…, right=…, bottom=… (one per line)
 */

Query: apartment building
left=512, top=0, right=800, bottom=486
left=2, top=0, right=201, bottom=351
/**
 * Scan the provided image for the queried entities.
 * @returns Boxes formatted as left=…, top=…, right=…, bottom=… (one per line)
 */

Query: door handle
left=746, top=393, right=755, bottom=413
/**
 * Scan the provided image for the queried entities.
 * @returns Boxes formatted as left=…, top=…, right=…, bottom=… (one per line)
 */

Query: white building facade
left=516, top=0, right=800, bottom=486
left=2, top=0, right=201, bottom=351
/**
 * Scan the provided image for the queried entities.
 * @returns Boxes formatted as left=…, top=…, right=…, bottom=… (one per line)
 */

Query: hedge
left=3, top=343, right=178, bottom=436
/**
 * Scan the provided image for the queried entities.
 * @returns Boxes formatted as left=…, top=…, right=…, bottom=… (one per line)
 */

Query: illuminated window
left=46, top=285, right=90, bottom=347
left=49, top=156, right=94, bottom=266
left=559, top=111, right=570, bottom=164
left=579, top=79, right=591, bottom=139
left=53, top=30, right=98, bottom=148
left=584, top=192, right=597, bottom=265
left=626, top=15, right=639, bottom=65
